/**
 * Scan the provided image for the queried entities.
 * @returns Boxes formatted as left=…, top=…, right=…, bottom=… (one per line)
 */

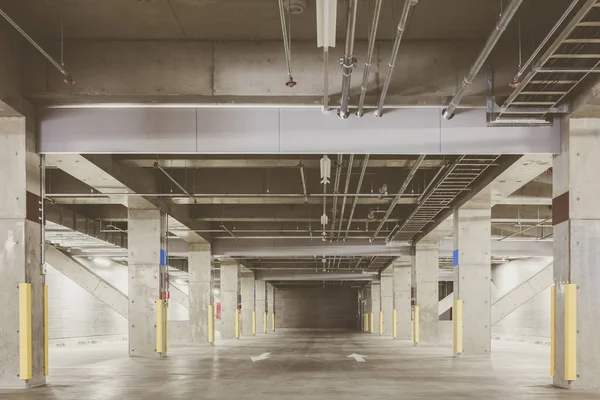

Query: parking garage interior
left=2, top=0, right=600, bottom=399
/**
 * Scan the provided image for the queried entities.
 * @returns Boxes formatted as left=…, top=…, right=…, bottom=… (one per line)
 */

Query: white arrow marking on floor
left=251, top=352, right=271, bottom=362
left=347, top=353, right=366, bottom=362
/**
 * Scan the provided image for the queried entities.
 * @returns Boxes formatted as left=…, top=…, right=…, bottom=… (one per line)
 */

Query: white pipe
left=357, top=0, right=383, bottom=117
left=337, top=0, right=359, bottom=119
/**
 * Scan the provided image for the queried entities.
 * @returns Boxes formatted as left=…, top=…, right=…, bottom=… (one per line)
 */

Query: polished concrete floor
left=1, top=330, right=600, bottom=399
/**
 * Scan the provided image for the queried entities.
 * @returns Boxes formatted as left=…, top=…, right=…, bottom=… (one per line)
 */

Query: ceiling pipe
left=374, top=0, right=418, bottom=118
left=154, top=162, right=196, bottom=203
left=370, top=155, right=425, bottom=242
left=442, top=0, right=524, bottom=120
left=330, top=155, right=343, bottom=238
left=45, top=192, right=418, bottom=199
left=0, top=8, right=74, bottom=84
left=299, top=163, right=309, bottom=203
left=219, top=224, right=239, bottom=241
left=337, top=0, right=359, bottom=119
left=277, top=0, right=296, bottom=87
left=343, top=155, right=370, bottom=239
left=336, top=154, right=355, bottom=240
left=356, top=0, right=383, bottom=117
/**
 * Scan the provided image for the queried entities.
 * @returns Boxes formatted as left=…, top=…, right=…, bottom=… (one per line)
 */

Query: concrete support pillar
left=381, top=268, right=394, bottom=337
left=0, top=116, right=46, bottom=388
left=128, top=208, right=166, bottom=358
left=255, top=280, right=266, bottom=334
left=415, top=243, right=439, bottom=344
left=552, top=118, right=600, bottom=389
left=188, top=243, right=212, bottom=345
left=219, top=259, right=238, bottom=339
left=393, top=257, right=413, bottom=340
left=267, top=283, right=275, bottom=332
left=453, top=186, right=492, bottom=357
left=240, top=270, right=255, bottom=336
left=370, top=283, right=380, bottom=334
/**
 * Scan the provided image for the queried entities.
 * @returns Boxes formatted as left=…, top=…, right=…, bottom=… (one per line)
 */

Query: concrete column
left=552, top=118, right=600, bottom=389
left=453, top=186, right=492, bottom=357
left=188, top=243, right=212, bottom=345
left=370, top=283, right=380, bottom=334
left=381, top=268, right=394, bottom=337
left=267, top=283, right=275, bottom=332
left=240, top=270, right=255, bottom=336
left=255, top=280, right=266, bottom=334
left=363, top=286, right=371, bottom=332
left=393, top=257, right=412, bottom=340
left=0, top=116, right=46, bottom=388
left=128, top=208, right=165, bottom=358
left=219, top=259, right=238, bottom=339
left=415, top=243, right=439, bottom=344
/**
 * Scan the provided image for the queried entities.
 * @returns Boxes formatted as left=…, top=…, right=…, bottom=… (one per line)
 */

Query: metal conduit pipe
left=154, top=162, right=196, bottom=203
left=370, top=155, right=425, bottom=242
left=330, top=155, right=343, bottom=238
left=277, top=0, right=296, bottom=87
left=442, top=0, right=524, bottom=120
left=0, top=8, right=74, bottom=84
left=336, top=154, right=355, bottom=240
left=299, top=163, right=309, bottom=203
left=337, top=0, right=359, bottom=119
left=343, top=155, right=370, bottom=239
left=374, top=0, right=418, bottom=118
left=356, top=0, right=383, bottom=117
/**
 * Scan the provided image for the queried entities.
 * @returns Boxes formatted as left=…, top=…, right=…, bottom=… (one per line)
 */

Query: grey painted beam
left=39, top=108, right=560, bottom=154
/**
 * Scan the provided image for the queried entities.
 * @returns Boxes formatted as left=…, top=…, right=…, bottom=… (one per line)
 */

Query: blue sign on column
left=452, top=249, right=459, bottom=266
left=160, top=249, right=168, bottom=266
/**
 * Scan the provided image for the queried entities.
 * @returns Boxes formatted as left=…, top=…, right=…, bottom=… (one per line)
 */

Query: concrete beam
left=45, top=154, right=208, bottom=244
left=25, top=40, right=519, bottom=106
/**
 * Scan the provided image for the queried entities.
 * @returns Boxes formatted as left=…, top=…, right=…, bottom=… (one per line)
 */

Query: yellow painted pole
left=452, top=300, right=463, bottom=355
left=264, top=312, right=268, bottom=333
left=364, top=313, right=368, bottom=332
left=44, top=285, right=49, bottom=377
left=370, top=312, right=374, bottom=333
left=550, top=285, right=556, bottom=377
left=392, top=309, right=397, bottom=339
left=19, top=283, right=32, bottom=380
left=252, top=311, right=256, bottom=335
left=379, top=311, right=383, bottom=335
left=413, top=306, right=420, bottom=345
left=155, top=300, right=164, bottom=353
left=235, top=309, right=240, bottom=338
left=565, top=284, right=577, bottom=381
left=272, top=313, right=276, bottom=332
left=165, top=303, right=169, bottom=352
left=208, top=305, right=214, bottom=343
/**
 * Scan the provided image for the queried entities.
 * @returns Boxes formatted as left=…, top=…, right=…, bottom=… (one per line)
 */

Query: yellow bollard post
left=452, top=300, right=463, bottom=355
left=392, top=309, right=397, bottom=339
left=19, top=283, right=32, bottom=380
left=252, top=311, right=256, bottom=335
left=413, top=306, right=420, bottom=345
left=379, top=311, right=383, bottom=335
left=364, top=313, right=369, bottom=332
left=565, top=284, right=577, bottom=381
left=155, top=300, right=164, bottom=353
left=550, top=285, right=556, bottom=377
left=235, top=309, right=240, bottom=339
left=264, top=312, right=268, bottom=333
left=44, top=285, right=49, bottom=377
left=208, top=305, right=214, bottom=344
left=272, top=313, right=276, bottom=332
left=370, top=312, right=374, bottom=333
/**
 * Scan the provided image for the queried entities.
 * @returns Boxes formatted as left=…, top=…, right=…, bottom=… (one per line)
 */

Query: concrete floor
left=1, top=331, right=600, bottom=399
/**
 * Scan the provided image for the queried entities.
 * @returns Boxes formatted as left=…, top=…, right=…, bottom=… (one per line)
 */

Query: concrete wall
left=47, top=264, right=127, bottom=341
left=274, top=287, right=358, bottom=330
left=491, top=257, right=552, bottom=342
left=47, top=257, right=189, bottom=341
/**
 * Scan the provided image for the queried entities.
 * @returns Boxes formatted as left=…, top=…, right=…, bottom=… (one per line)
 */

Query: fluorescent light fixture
left=93, top=257, right=111, bottom=267
left=213, top=288, right=220, bottom=295
left=316, top=0, right=337, bottom=48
